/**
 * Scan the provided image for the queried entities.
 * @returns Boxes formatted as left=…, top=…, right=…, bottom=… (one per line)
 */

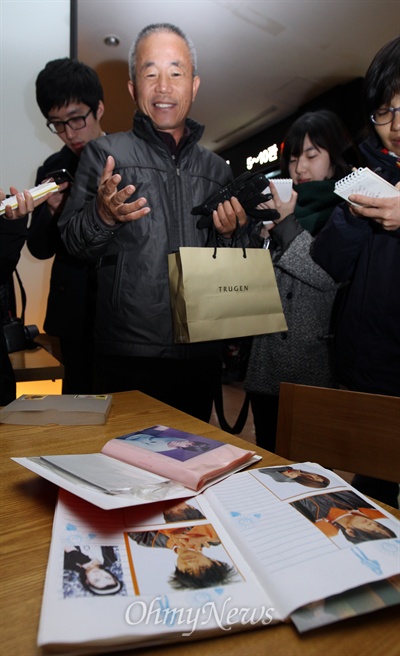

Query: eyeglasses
left=46, top=108, right=93, bottom=134
left=370, top=106, right=400, bottom=125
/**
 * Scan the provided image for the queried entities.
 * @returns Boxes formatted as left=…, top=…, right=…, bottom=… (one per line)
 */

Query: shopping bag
left=168, top=247, right=287, bottom=343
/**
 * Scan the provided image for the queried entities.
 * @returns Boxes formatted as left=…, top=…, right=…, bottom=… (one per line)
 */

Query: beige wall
left=0, top=0, right=70, bottom=330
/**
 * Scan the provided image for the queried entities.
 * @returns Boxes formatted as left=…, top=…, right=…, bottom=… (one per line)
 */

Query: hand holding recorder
left=42, top=169, right=74, bottom=217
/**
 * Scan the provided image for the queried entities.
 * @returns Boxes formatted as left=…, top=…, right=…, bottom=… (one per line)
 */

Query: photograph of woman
left=253, top=465, right=339, bottom=501
left=63, top=545, right=124, bottom=597
left=115, top=426, right=216, bottom=461
left=258, top=466, right=330, bottom=488
left=119, top=433, right=210, bottom=453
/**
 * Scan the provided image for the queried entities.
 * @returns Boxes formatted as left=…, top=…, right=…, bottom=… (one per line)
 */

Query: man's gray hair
left=128, top=23, right=198, bottom=82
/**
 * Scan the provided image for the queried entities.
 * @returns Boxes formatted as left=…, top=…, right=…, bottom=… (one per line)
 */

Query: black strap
left=14, top=269, right=26, bottom=323
left=214, top=383, right=251, bottom=435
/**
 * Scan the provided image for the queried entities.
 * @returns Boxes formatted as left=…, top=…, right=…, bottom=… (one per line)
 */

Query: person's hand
left=256, top=180, right=298, bottom=227
left=96, top=156, right=150, bottom=226
left=44, top=180, right=70, bottom=216
left=349, top=184, right=400, bottom=231
left=1, top=186, right=52, bottom=220
left=212, top=196, right=247, bottom=237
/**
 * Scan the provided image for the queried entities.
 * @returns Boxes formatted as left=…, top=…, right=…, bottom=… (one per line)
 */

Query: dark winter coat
left=244, top=210, right=339, bottom=396
left=27, top=147, right=96, bottom=343
left=312, top=135, right=400, bottom=395
left=59, top=112, right=233, bottom=359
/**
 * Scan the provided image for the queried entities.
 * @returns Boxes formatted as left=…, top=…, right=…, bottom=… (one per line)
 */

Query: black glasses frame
left=370, top=106, right=400, bottom=125
left=46, top=108, right=93, bottom=134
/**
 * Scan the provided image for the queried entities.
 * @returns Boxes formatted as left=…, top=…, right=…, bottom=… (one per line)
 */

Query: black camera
left=2, top=318, right=39, bottom=353
left=192, top=168, right=280, bottom=229
left=44, top=168, right=74, bottom=185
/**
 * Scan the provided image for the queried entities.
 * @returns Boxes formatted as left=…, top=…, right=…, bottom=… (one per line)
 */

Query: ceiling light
left=104, top=35, right=120, bottom=47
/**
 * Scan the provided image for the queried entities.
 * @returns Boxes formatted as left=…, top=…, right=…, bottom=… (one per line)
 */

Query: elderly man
left=59, top=23, right=247, bottom=421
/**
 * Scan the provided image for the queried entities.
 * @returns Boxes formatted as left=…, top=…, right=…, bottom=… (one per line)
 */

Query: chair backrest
left=275, top=383, right=400, bottom=482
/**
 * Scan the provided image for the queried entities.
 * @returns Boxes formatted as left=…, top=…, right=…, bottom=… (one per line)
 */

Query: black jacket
left=0, top=215, right=28, bottom=405
left=312, top=135, right=400, bottom=395
left=291, top=490, right=378, bottom=523
left=59, top=112, right=233, bottom=358
left=27, top=146, right=96, bottom=342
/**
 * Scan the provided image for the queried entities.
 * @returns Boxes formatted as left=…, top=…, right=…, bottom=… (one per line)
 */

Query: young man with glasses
left=27, top=58, right=105, bottom=394
left=312, top=37, right=400, bottom=508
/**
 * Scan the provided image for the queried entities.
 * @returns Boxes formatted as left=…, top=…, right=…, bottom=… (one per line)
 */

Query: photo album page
left=38, top=463, right=400, bottom=654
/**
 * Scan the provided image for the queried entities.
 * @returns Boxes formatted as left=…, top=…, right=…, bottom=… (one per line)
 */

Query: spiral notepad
left=334, top=167, right=399, bottom=204
left=262, top=177, right=293, bottom=202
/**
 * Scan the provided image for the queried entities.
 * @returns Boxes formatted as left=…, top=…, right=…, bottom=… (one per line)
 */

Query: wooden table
left=1, top=391, right=399, bottom=656
left=9, top=345, right=64, bottom=382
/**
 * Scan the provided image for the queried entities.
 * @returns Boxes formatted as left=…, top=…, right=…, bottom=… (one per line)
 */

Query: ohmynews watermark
left=125, top=597, right=275, bottom=637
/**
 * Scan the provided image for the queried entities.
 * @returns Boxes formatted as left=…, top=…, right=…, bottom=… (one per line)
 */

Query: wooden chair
left=275, top=383, right=400, bottom=483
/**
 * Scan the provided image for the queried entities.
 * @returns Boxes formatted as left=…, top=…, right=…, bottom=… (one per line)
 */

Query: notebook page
left=38, top=489, right=280, bottom=652
left=334, top=167, right=400, bottom=203
left=203, top=468, right=400, bottom=618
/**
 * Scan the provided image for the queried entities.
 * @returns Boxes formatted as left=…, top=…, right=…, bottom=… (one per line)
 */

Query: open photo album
left=13, top=425, right=259, bottom=509
left=37, top=463, right=400, bottom=654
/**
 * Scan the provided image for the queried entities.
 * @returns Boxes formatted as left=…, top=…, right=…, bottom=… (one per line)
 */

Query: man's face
left=373, top=93, right=400, bottom=158
left=47, top=101, right=104, bottom=156
left=128, top=31, right=200, bottom=143
left=175, top=548, right=215, bottom=575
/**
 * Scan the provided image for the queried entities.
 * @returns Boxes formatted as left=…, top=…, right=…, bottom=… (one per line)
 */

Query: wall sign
left=246, top=144, right=279, bottom=170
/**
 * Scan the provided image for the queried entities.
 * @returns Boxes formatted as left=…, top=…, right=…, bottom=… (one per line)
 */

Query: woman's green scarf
left=293, top=179, right=339, bottom=236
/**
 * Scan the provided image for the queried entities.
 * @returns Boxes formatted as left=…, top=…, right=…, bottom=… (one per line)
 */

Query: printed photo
left=162, top=499, right=206, bottom=523
left=123, top=498, right=206, bottom=527
left=74, top=394, right=108, bottom=399
left=63, top=545, right=125, bottom=598
left=292, top=575, right=400, bottom=632
left=22, top=394, right=47, bottom=400
left=126, top=523, right=240, bottom=594
left=290, top=490, right=398, bottom=547
left=253, top=465, right=343, bottom=500
left=116, top=426, right=222, bottom=462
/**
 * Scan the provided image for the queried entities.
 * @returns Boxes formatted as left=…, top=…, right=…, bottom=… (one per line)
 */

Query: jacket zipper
left=172, top=154, right=180, bottom=177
